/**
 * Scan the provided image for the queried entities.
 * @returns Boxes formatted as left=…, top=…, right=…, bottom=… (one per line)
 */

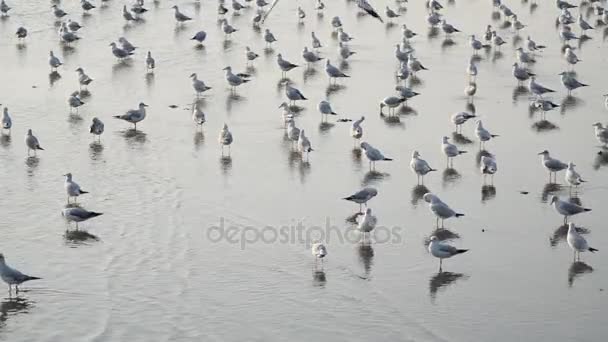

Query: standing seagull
left=551, top=196, right=591, bottom=223
left=64, top=173, right=89, bottom=204
left=360, top=142, right=393, bottom=170
left=109, top=42, right=133, bottom=60
left=428, top=236, right=468, bottom=270
left=0, top=254, right=41, bottom=293
left=442, top=136, right=467, bottom=166
left=475, top=121, right=499, bottom=149
left=318, top=100, right=337, bottom=121
left=343, top=187, right=378, bottom=212
left=89, top=117, right=104, bottom=140
left=423, top=193, right=465, bottom=228
left=325, top=60, right=350, bottom=84
left=191, top=31, right=207, bottom=45
left=358, top=208, right=377, bottom=241
left=81, top=0, right=96, bottom=13
left=529, top=77, right=555, bottom=99
left=285, top=83, right=307, bottom=105
left=350, top=116, right=365, bottom=146
left=410, top=151, right=437, bottom=185
left=2, top=107, right=12, bottom=134
left=190, top=73, right=212, bottom=97
left=538, top=150, right=568, bottom=183
left=172, top=5, right=192, bottom=24
left=297, top=129, right=313, bottom=158
left=276, top=53, right=299, bottom=77
left=76, top=68, right=93, bottom=91
left=113, top=103, right=148, bottom=130
left=480, top=154, right=498, bottom=184
left=25, top=129, right=44, bottom=156
left=311, top=243, right=327, bottom=265
left=62, top=207, right=103, bottom=229
left=49, top=51, right=63, bottom=72
left=146, top=51, right=155, bottom=72
left=219, top=123, right=233, bottom=156
left=451, top=112, right=476, bottom=133
left=68, top=91, right=86, bottom=113
left=567, top=223, right=598, bottom=260
left=223, top=66, right=250, bottom=92
left=565, top=162, right=585, bottom=192
left=0, top=0, right=11, bottom=16
left=264, top=29, right=278, bottom=47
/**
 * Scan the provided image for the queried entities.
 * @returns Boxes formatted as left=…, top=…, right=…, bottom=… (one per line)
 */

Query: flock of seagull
left=0, top=0, right=606, bottom=293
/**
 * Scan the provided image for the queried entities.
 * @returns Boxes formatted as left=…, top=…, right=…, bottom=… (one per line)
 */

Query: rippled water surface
left=0, top=0, right=607, bottom=341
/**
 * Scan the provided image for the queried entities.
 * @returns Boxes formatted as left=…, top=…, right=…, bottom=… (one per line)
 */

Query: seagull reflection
left=88, top=141, right=103, bottom=160
left=451, top=132, right=473, bottom=144
left=465, top=102, right=476, bottom=115
left=411, top=184, right=430, bottom=206
left=362, top=170, right=389, bottom=186
left=357, top=242, right=374, bottom=279
left=1, top=134, right=11, bottom=148
left=380, top=113, right=404, bottom=127
left=220, top=156, right=232, bottom=174
left=338, top=60, right=350, bottom=71
left=491, top=11, right=501, bottom=21
left=592, top=151, right=608, bottom=170
left=491, top=51, right=503, bottom=63
left=427, top=27, right=439, bottom=39
left=325, top=84, right=346, bottom=97
left=481, top=185, right=497, bottom=202
left=560, top=95, right=582, bottom=114
left=568, top=261, right=593, bottom=287
left=426, top=229, right=460, bottom=243
left=299, top=160, right=311, bottom=183
left=351, top=147, right=362, bottom=165
left=550, top=224, right=589, bottom=247
left=541, top=183, right=562, bottom=202
left=49, top=71, right=61, bottom=86
left=145, top=73, right=155, bottom=88
left=122, top=129, right=147, bottom=143
left=511, top=85, right=529, bottom=101
left=441, top=38, right=456, bottom=49
left=25, top=156, right=39, bottom=173
left=64, top=229, right=99, bottom=245
left=193, top=131, right=204, bottom=150
left=442, top=167, right=461, bottom=186
left=318, top=122, right=335, bottom=134
left=476, top=149, right=492, bottom=167
left=312, top=269, right=327, bottom=287
left=303, top=67, right=318, bottom=83
left=429, top=271, right=467, bottom=302
left=0, top=296, right=32, bottom=328
left=398, top=105, right=417, bottom=116
left=532, top=120, right=559, bottom=132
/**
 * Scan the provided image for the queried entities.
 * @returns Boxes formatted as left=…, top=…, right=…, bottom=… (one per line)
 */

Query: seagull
left=529, top=77, right=555, bottom=98
left=480, top=154, right=498, bottom=184
left=285, top=83, right=307, bottom=105
left=311, top=32, right=322, bottom=50
left=75, top=67, right=93, bottom=90
left=565, top=162, right=585, bottom=191
left=396, top=64, right=410, bottom=82
left=469, top=35, right=489, bottom=54
left=358, top=0, right=384, bottom=23
left=539, top=150, right=568, bottom=183
left=191, top=31, right=207, bottom=45
left=464, top=82, right=477, bottom=99
left=68, top=91, right=85, bottom=113
left=277, top=53, right=299, bottom=76
left=512, top=62, right=535, bottom=84
left=441, top=19, right=460, bottom=36
left=146, top=51, right=155, bottom=72
left=81, top=0, right=96, bottom=13
left=51, top=4, right=68, bottom=19
left=64, top=173, right=89, bottom=203
left=49, top=51, right=63, bottom=71
left=59, top=23, right=80, bottom=45
left=527, top=36, right=546, bottom=52
left=297, top=129, right=313, bottom=157
left=534, top=99, right=560, bottom=119
left=331, top=16, right=342, bottom=30
left=343, top=187, right=377, bottom=211
left=0, top=0, right=10, bottom=16
left=219, top=123, right=233, bottom=155
left=428, top=236, right=468, bottom=270
left=190, top=73, right=212, bottom=97
left=318, top=100, right=337, bottom=120
left=442, top=136, right=467, bottom=165
left=395, top=44, right=410, bottom=65
left=172, top=5, right=192, bottom=24
left=223, top=66, right=249, bottom=92
left=559, top=72, right=588, bottom=95
left=560, top=25, right=580, bottom=41
left=311, top=242, right=327, bottom=264
left=286, top=121, right=300, bottom=148
left=423, top=193, right=465, bottom=227
left=192, top=106, right=206, bottom=127
left=123, top=5, right=136, bottom=22
left=567, top=223, right=598, bottom=260
left=578, top=14, right=594, bottom=34
left=516, top=47, right=536, bottom=65
left=451, top=112, right=476, bottom=132
left=557, top=0, right=578, bottom=10
left=428, top=0, right=444, bottom=11
left=218, top=2, right=228, bottom=16
left=385, top=6, right=400, bottom=21
left=316, top=0, right=325, bottom=11
left=109, top=42, right=133, bottom=60
left=511, top=15, right=526, bottom=31
left=297, top=6, right=305, bottom=20
left=491, top=31, right=506, bottom=50
left=551, top=196, right=591, bottom=223
left=325, top=60, right=349, bottom=83
left=62, top=207, right=103, bottom=229
left=360, top=142, right=393, bottom=170
left=89, top=117, right=104, bottom=140
left=592, top=123, right=608, bottom=146
left=564, top=48, right=581, bottom=68
left=338, top=42, right=356, bottom=60
left=278, top=102, right=294, bottom=127
left=232, top=0, right=245, bottom=14
left=379, top=96, right=406, bottom=116
left=25, top=129, right=44, bottom=156
left=337, top=28, right=353, bottom=43
left=0, top=254, right=41, bottom=293
left=220, top=19, right=238, bottom=38
left=16, top=26, right=28, bottom=41
left=358, top=208, right=377, bottom=241
left=113, top=102, right=148, bottom=130
left=245, top=46, right=259, bottom=64
left=467, top=58, right=478, bottom=81
left=407, top=55, right=429, bottom=75
left=395, top=86, right=420, bottom=104
left=2, top=107, right=12, bottom=133
left=475, top=120, right=499, bottom=148
left=411, top=151, right=437, bottom=185
left=427, top=10, right=442, bottom=27
left=264, top=29, right=277, bottom=47
left=118, top=37, right=136, bottom=53
left=302, top=47, right=323, bottom=65
left=350, top=116, right=365, bottom=144
left=401, top=24, right=417, bottom=41
left=256, top=0, right=270, bottom=8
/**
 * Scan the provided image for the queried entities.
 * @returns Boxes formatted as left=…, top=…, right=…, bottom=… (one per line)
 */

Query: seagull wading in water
left=428, top=236, right=468, bottom=270
left=0, top=254, right=41, bottom=293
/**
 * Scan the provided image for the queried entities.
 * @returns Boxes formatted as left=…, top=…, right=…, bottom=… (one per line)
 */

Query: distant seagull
left=451, top=112, right=476, bottom=132
left=401, top=24, right=417, bottom=41
left=360, top=141, right=392, bottom=170
left=469, top=35, right=490, bottom=54
left=592, top=123, right=608, bottom=146
left=191, top=30, right=207, bottom=45
left=89, top=117, right=104, bottom=140
left=538, top=150, right=568, bottom=183
left=441, top=19, right=460, bottom=36
left=146, top=51, right=155, bottom=72
left=559, top=72, right=588, bottom=95
left=190, top=73, right=212, bottom=97
left=395, top=85, right=420, bottom=104
left=64, top=173, right=89, bottom=203
left=560, top=25, right=579, bottom=41
left=257, top=0, right=270, bottom=8
left=76, top=67, right=93, bottom=90
left=264, top=28, right=277, bottom=47
left=358, top=0, right=384, bottom=23
left=511, top=15, right=526, bottom=31
left=297, top=129, right=313, bottom=157
left=533, top=99, right=560, bottom=120
left=81, top=0, right=96, bottom=13
left=278, top=102, right=294, bottom=127
left=219, top=123, right=233, bottom=155
left=49, top=51, right=63, bottom=71
left=286, top=121, right=300, bottom=148
left=123, top=5, right=136, bottom=22
left=379, top=96, right=405, bottom=116
left=343, top=187, right=378, bottom=211
left=423, top=193, right=465, bottom=227
left=223, top=66, right=250, bottom=91
left=246, top=46, right=259, bottom=64
left=220, top=19, right=238, bottom=38
left=527, top=36, right=546, bottom=52
left=232, top=0, right=245, bottom=14
left=68, top=91, right=85, bottom=113
left=385, top=6, right=400, bottom=21
left=325, top=60, right=350, bottom=83
left=25, top=129, right=44, bottom=156
left=331, top=16, right=342, bottom=30
left=529, top=77, right=555, bottom=99
left=480, top=154, right=498, bottom=184
left=565, top=162, right=585, bottom=190
left=442, top=136, right=467, bottom=166
left=338, top=42, right=356, bottom=60
left=411, top=151, right=437, bottom=184
left=172, top=5, right=192, bottom=24
left=407, top=55, right=429, bottom=75
left=297, top=6, right=305, bottom=20
left=512, top=62, right=535, bottom=85
left=302, top=47, right=323, bottom=65
left=16, top=27, right=27, bottom=41
left=428, top=236, right=468, bottom=270
left=316, top=0, right=325, bottom=11
left=218, top=3, right=229, bottom=16
left=464, top=82, right=477, bottom=99
left=358, top=208, right=377, bottom=240
left=564, top=47, right=581, bottom=68
left=62, top=207, right=103, bottom=229
left=118, top=37, right=137, bottom=53
left=337, top=28, right=354, bottom=43
left=311, top=242, right=327, bottom=263
left=567, top=223, right=598, bottom=260
left=578, top=14, right=593, bottom=34
left=0, top=0, right=11, bottom=16
left=113, top=102, right=148, bottom=130
left=285, top=83, right=307, bottom=105
left=2, top=107, right=12, bottom=133
left=109, top=42, right=133, bottom=60
left=59, top=23, right=80, bottom=45
left=551, top=196, right=591, bottom=223
left=277, top=53, right=299, bottom=76
left=51, top=4, right=68, bottom=19
left=0, top=254, right=41, bottom=293
left=475, top=120, right=499, bottom=148
left=516, top=47, right=535, bottom=65
left=350, top=116, right=365, bottom=144
left=492, top=31, right=506, bottom=50
left=318, top=100, right=337, bottom=120
left=467, top=58, right=477, bottom=81
left=311, top=32, right=322, bottom=50
left=557, top=0, right=578, bottom=10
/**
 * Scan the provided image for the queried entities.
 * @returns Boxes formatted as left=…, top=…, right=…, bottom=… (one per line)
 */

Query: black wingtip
left=584, top=208, right=592, bottom=212
left=383, top=158, right=393, bottom=161
left=455, top=213, right=465, bottom=218
left=456, top=249, right=468, bottom=254
left=589, top=247, right=598, bottom=252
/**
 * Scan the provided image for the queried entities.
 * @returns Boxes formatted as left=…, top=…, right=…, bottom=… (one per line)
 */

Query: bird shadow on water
left=560, top=95, right=582, bottom=115
left=451, top=132, right=473, bottom=145
left=25, top=156, right=39, bottom=175
left=568, top=261, right=593, bottom=287
left=481, top=185, right=497, bottom=202
left=88, top=142, right=103, bottom=160
left=145, top=73, right=155, bottom=88
left=325, top=84, right=346, bottom=97
left=532, top=120, right=559, bottom=132
left=550, top=224, right=589, bottom=247
left=425, top=229, right=460, bottom=245
left=49, top=72, right=61, bottom=86
left=427, top=27, right=439, bottom=39
left=220, top=156, right=233, bottom=175
left=351, top=148, right=362, bottom=167
left=0, top=296, right=32, bottom=328
left=302, top=67, right=318, bottom=83
left=512, top=85, right=529, bottom=102
left=362, top=170, right=390, bottom=186
left=63, top=229, right=100, bottom=246
left=112, top=60, right=133, bottom=75
left=312, top=269, right=327, bottom=287
left=121, top=129, right=147, bottom=144
left=225, top=93, right=245, bottom=112
left=441, top=38, right=456, bottom=50
left=411, top=184, right=430, bottom=206
left=193, top=131, right=205, bottom=150
left=429, top=271, right=468, bottom=303
left=442, top=167, right=461, bottom=187
left=318, top=122, right=335, bottom=134
left=0, top=134, right=11, bottom=148
left=357, top=243, right=374, bottom=279
left=540, top=183, right=563, bottom=202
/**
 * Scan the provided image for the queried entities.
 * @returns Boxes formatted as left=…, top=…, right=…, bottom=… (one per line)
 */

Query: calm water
left=0, top=0, right=607, bottom=341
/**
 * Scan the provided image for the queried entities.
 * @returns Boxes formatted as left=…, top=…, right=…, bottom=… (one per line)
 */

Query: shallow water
left=0, top=0, right=607, bottom=341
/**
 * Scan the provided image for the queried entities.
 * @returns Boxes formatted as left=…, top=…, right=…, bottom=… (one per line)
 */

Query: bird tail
left=588, top=247, right=598, bottom=252
left=301, top=96, right=308, bottom=100
left=383, top=158, right=393, bottom=161
left=343, top=196, right=354, bottom=201
left=79, top=190, right=89, bottom=194
left=456, top=249, right=468, bottom=254
left=458, top=150, right=467, bottom=155
left=491, top=134, right=500, bottom=138
left=455, top=213, right=465, bottom=218
left=90, top=212, right=104, bottom=217
left=37, top=146, right=44, bottom=150
left=331, top=111, right=338, bottom=115
left=583, top=208, right=592, bottom=212
left=113, top=115, right=122, bottom=119
left=429, top=168, right=438, bottom=172
left=25, top=276, right=41, bottom=281
left=242, top=79, right=250, bottom=83
left=579, top=179, right=587, bottom=183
